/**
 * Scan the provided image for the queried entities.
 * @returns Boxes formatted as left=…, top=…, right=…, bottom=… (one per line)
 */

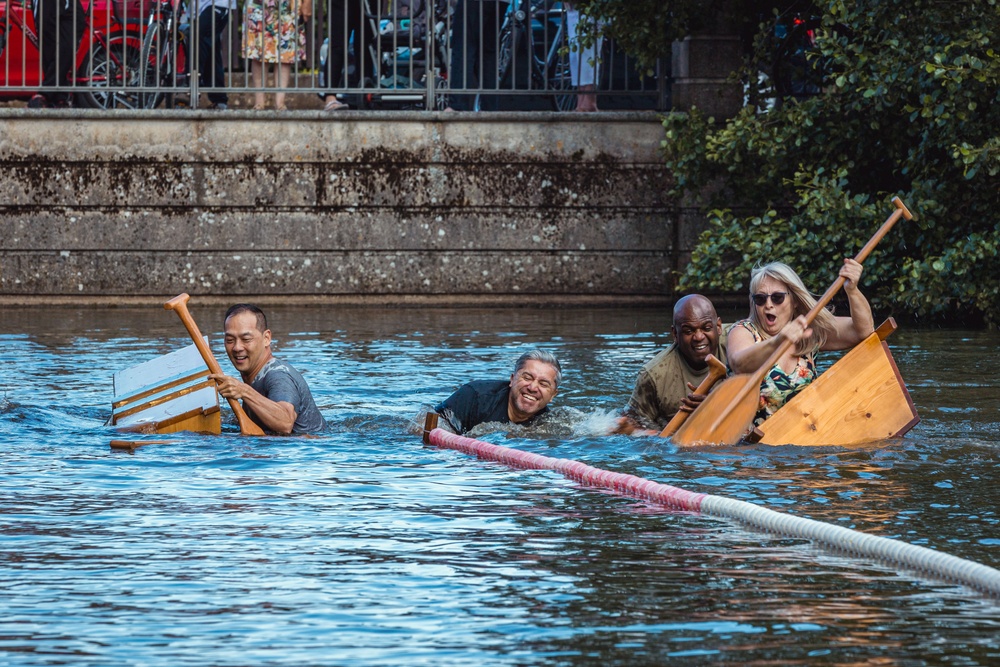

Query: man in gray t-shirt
left=209, top=304, right=326, bottom=435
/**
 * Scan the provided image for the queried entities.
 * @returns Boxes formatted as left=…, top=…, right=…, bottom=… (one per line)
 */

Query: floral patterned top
left=732, top=319, right=817, bottom=425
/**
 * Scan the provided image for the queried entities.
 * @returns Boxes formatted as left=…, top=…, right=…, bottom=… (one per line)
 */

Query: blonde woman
left=727, top=260, right=874, bottom=424
left=242, top=0, right=310, bottom=110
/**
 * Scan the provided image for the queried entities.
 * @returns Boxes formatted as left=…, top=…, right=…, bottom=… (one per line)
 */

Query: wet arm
left=624, top=372, right=666, bottom=429
left=209, top=374, right=298, bottom=435
left=726, top=324, right=777, bottom=373
left=728, top=318, right=812, bottom=373
left=825, top=259, right=875, bottom=350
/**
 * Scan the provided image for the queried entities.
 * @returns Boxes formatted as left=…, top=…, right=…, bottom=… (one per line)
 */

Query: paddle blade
left=669, top=376, right=760, bottom=447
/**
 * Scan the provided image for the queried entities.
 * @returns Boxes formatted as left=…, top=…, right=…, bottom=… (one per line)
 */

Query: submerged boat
left=747, top=318, right=919, bottom=446
left=110, top=340, right=221, bottom=435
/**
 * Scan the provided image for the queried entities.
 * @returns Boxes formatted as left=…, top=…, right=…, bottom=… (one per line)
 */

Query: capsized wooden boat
left=110, top=340, right=221, bottom=435
left=747, top=318, right=919, bottom=446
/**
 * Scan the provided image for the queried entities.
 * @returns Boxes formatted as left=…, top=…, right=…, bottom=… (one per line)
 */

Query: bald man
left=622, top=294, right=728, bottom=431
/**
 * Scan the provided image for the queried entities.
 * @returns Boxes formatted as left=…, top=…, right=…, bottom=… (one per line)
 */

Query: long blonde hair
left=748, top=262, right=836, bottom=355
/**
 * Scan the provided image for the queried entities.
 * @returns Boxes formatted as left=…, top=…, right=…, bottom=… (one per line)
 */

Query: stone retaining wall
left=0, top=109, right=691, bottom=305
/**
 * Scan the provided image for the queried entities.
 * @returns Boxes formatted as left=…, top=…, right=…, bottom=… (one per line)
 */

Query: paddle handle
left=804, top=196, right=912, bottom=326
left=164, top=293, right=266, bottom=436
left=754, top=197, right=912, bottom=383
left=658, top=354, right=727, bottom=438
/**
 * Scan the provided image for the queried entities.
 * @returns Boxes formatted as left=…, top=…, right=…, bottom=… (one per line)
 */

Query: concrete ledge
left=0, top=293, right=676, bottom=308
left=0, top=110, right=683, bottom=302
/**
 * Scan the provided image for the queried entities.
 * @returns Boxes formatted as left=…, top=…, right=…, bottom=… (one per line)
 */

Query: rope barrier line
left=425, top=426, right=1000, bottom=598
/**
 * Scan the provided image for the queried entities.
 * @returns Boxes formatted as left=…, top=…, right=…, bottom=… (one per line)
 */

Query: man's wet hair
left=514, top=349, right=562, bottom=387
left=224, top=303, right=268, bottom=333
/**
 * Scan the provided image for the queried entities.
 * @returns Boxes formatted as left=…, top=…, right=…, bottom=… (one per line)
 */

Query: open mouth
left=765, top=313, right=777, bottom=326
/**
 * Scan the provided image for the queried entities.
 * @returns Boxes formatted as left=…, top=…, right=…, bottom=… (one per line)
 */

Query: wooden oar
left=670, top=197, right=913, bottom=447
left=110, top=439, right=178, bottom=452
left=658, top=354, right=728, bottom=438
left=164, top=293, right=266, bottom=436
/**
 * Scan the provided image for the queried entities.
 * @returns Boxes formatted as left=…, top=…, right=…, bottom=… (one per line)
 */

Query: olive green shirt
left=625, top=329, right=729, bottom=430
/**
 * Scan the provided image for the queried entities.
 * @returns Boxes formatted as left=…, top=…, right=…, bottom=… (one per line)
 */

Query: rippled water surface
left=1, top=306, right=998, bottom=666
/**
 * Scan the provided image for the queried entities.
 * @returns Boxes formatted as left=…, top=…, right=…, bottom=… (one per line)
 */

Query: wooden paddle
left=657, top=354, right=728, bottom=438
left=164, top=293, right=266, bottom=436
left=670, top=197, right=913, bottom=447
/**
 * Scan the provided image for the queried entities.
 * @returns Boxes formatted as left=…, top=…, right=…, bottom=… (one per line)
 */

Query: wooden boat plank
left=113, top=368, right=212, bottom=407
left=113, top=380, right=217, bottom=421
left=755, top=318, right=919, bottom=446
left=113, top=339, right=211, bottom=397
left=110, top=439, right=179, bottom=452
left=113, top=385, right=220, bottom=430
left=111, top=340, right=222, bottom=435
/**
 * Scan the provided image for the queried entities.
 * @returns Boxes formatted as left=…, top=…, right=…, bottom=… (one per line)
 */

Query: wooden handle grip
left=164, top=293, right=265, bottom=436
left=659, top=354, right=727, bottom=438
left=164, top=293, right=224, bottom=377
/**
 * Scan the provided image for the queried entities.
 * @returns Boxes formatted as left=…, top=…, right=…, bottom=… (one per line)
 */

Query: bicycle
left=491, top=0, right=572, bottom=111
left=137, top=0, right=190, bottom=109
left=0, top=0, right=148, bottom=108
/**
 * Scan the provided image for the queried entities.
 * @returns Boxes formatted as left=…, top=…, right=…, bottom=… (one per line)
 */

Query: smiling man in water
left=434, top=350, right=561, bottom=435
left=209, top=304, right=326, bottom=435
left=618, top=294, right=728, bottom=432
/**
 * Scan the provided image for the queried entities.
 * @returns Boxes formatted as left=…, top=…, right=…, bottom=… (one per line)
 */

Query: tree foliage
left=658, top=0, right=1000, bottom=327
left=566, top=0, right=709, bottom=72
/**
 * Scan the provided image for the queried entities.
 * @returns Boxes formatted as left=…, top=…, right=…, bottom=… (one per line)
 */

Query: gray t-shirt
left=246, top=357, right=327, bottom=434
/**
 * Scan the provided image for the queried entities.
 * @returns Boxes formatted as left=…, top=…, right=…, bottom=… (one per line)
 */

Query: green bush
left=659, top=0, right=1000, bottom=326
left=566, top=0, right=705, bottom=73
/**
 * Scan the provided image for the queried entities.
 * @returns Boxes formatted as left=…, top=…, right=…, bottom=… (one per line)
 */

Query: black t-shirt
left=435, top=379, right=548, bottom=434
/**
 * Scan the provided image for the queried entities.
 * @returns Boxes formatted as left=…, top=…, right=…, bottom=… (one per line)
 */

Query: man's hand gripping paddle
left=164, top=293, right=266, bottom=436
left=669, top=197, right=913, bottom=447
left=657, top=354, right=728, bottom=438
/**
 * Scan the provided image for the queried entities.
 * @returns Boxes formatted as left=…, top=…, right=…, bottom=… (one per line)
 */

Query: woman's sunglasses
left=752, top=291, right=788, bottom=306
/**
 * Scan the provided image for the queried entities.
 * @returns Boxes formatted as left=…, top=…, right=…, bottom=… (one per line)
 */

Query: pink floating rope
left=426, top=427, right=1000, bottom=597
left=429, top=428, right=705, bottom=511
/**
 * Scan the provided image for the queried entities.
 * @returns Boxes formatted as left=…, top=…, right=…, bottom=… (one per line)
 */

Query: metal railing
left=0, top=0, right=668, bottom=110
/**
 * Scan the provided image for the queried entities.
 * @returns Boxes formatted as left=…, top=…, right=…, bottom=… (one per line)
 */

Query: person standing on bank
left=194, top=0, right=236, bottom=110
left=320, top=0, right=376, bottom=111
left=434, top=349, right=561, bottom=434
left=617, top=294, right=728, bottom=432
left=209, top=304, right=327, bottom=434
left=28, top=0, right=85, bottom=108
left=242, top=0, right=309, bottom=110
left=727, top=259, right=874, bottom=426
left=564, top=1, right=601, bottom=112
left=444, top=0, right=508, bottom=111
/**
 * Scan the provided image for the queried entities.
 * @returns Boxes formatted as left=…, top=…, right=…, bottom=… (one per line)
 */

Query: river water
left=1, top=305, right=997, bottom=666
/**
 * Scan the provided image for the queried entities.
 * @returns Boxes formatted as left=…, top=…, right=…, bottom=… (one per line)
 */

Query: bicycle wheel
left=495, top=22, right=517, bottom=87
left=138, top=22, right=171, bottom=109
left=548, top=54, right=574, bottom=111
left=75, top=35, right=145, bottom=110
left=432, top=74, right=449, bottom=111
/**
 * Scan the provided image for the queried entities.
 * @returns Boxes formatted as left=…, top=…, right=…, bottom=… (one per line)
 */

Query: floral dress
left=733, top=319, right=817, bottom=426
left=242, top=0, right=306, bottom=64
